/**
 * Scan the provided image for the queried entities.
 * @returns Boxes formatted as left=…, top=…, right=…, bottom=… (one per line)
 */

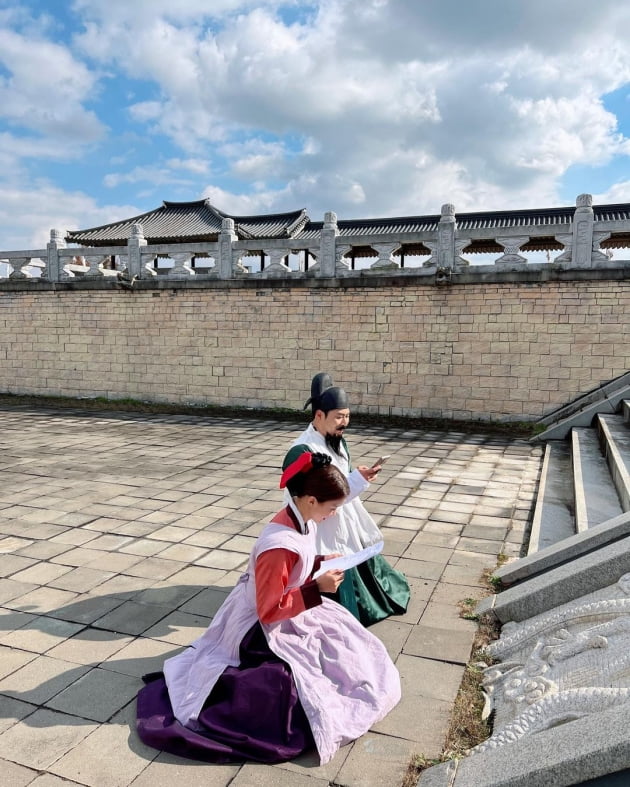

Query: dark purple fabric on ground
left=136, top=622, right=315, bottom=764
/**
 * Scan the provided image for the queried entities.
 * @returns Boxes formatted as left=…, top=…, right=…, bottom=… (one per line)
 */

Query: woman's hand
left=316, top=569, right=344, bottom=593
left=324, top=552, right=342, bottom=560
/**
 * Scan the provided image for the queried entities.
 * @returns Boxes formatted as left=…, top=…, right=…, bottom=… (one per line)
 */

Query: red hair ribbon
left=279, top=452, right=313, bottom=489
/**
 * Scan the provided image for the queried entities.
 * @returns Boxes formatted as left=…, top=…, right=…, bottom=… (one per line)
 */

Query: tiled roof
left=67, top=199, right=630, bottom=247
left=66, top=200, right=309, bottom=246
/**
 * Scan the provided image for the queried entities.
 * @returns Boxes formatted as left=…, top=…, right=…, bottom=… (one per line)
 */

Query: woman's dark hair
left=286, top=462, right=349, bottom=501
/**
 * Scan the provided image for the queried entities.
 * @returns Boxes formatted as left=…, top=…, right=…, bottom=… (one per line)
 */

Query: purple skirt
left=136, top=622, right=315, bottom=764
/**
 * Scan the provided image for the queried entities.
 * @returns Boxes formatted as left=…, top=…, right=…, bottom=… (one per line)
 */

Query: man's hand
left=358, top=464, right=380, bottom=482
left=316, top=569, right=345, bottom=593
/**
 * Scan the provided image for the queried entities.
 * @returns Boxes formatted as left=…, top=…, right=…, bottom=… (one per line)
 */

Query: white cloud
left=3, top=1, right=630, bottom=249
left=0, top=183, right=139, bottom=248
left=0, top=28, right=104, bottom=143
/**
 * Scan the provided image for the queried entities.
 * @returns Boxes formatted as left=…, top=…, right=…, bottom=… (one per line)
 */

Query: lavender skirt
left=136, top=622, right=315, bottom=764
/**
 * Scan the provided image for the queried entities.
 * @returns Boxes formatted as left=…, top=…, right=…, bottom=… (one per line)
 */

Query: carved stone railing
left=1, top=194, right=628, bottom=285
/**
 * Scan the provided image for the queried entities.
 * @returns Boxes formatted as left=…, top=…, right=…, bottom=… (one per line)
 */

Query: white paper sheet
left=312, top=540, right=384, bottom=579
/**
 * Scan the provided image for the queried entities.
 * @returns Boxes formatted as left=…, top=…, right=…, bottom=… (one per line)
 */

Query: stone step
left=622, top=399, right=630, bottom=423
left=527, top=440, right=575, bottom=554
left=596, top=413, right=630, bottom=511
left=571, top=427, right=623, bottom=532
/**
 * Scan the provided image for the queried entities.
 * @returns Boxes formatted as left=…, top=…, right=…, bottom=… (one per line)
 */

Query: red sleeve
left=255, top=548, right=322, bottom=624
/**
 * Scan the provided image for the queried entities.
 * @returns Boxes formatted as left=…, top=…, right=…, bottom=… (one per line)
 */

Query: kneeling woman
left=136, top=453, right=401, bottom=765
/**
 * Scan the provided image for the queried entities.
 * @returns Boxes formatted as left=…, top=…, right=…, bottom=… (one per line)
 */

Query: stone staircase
left=528, top=376, right=630, bottom=554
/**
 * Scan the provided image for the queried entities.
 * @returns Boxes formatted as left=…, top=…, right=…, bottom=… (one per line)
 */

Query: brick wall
left=1, top=278, right=629, bottom=421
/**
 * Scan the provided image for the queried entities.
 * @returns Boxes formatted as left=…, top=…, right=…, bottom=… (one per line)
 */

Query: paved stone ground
left=0, top=407, right=542, bottom=787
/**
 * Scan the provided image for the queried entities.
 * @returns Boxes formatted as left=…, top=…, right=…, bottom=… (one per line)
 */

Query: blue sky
left=2, top=0, right=630, bottom=248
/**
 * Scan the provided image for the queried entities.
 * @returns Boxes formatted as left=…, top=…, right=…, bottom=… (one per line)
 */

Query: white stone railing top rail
left=1, top=193, right=629, bottom=283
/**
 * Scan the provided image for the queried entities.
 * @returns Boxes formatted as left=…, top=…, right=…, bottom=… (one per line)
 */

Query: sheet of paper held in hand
left=312, top=541, right=384, bottom=579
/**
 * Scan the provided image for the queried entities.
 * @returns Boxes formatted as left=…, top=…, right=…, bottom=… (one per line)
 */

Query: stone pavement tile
left=402, top=543, right=453, bottom=564
left=440, top=564, right=485, bottom=586
left=128, top=750, right=240, bottom=787
left=114, top=521, right=166, bottom=537
left=92, top=600, right=171, bottom=636
left=144, top=525, right=196, bottom=544
left=230, top=763, right=330, bottom=786
left=50, top=547, right=104, bottom=568
left=79, top=534, right=133, bottom=551
left=87, top=574, right=152, bottom=599
left=142, top=610, right=212, bottom=645
left=456, top=536, right=503, bottom=555
left=123, top=557, right=187, bottom=580
left=47, top=592, right=127, bottom=625
left=155, top=543, right=209, bottom=564
left=404, top=624, right=475, bottom=665
left=182, top=530, right=231, bottom=549
left=276, top=739, right=350, bottom=783
left=4, top=586, right=78, bottom=614
left=23, top=773, right=83, bottom=786
left=0, top=696, right=37, bottom=734
left=0, top=537, right=35, bottom=553
left=372, top=694, right=453, bottom=758
left=17, top=508, right=68, bottom=525
left=390, top=577, right=433, bottom=625
left=0, top=655, right=90, bottom=705
left=394, top=557, right=444, bottom=581
left=164, top=565, right=226, bottom=587
left=0, top=646, right=37, bottom=680
left=0, top=608, right=37, bottom=634
left=379, top=525, right=416, bottom=543
left=469, top=514, right=512, bottom=528
left=2, top=758, right=40, bottom=786
left=460, top=524, right=507, bottom=541
left=180, top=587, right=231, bottom=618
left=50, top=529, right=99, bottom=547
left=0, top=616, right=84, bottom=654
left=0, top=578, right=38, bottom=602
left=118, top=538, right=169, bottom=556
left=14, top=541, right=72, bottom=561
left=0, top=557, right=38, bottom=579
left=220, top=535, right=257, bottom=554
left=46, top=667, right=140, bottom=722
left=384, top=515, right=426, bottom=531
left=427, top=510, right=471, bottom=525
left=195, top=550, right=248, bottom=571
left=411, top=531, right=459, bottom=548
left=431, top=582, right=486, bottom=606
left=449, top=550, right=498, bottom=570
left=49, top=719, right=157, bottom=786
left=49, top=513, right=98, bottom=527
left=137, top=511, right=184, bottom=526
left=382, top=538, right=409, bottom=558
left=423, top=521, right=463, bottom=536
left=134, top=581, right=205, bottom=609
left=46, top=628, right=133, bottom=666
left=83, top=552, right=144, bottom=573
left=48, top=567, right=116, bottom=594
left=333, top=732, right=419, bottom=787
left=101, top=636, right=180, bottom=678
left=420, top=601, right=479, bottom=632
left=369, top=618, right=413, bottom=660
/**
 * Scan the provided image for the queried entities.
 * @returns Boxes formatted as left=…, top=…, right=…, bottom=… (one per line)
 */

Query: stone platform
left=0, top=407, right=541, bottom=787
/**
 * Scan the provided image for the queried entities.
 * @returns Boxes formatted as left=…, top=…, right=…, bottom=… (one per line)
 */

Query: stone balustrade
left=1, top=193, right=628, bottom=284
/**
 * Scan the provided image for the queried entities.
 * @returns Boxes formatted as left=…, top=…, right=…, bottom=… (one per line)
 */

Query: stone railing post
left=425, top=203, right=459, bottom=268
left=127, top=223, right=147, bottom=278
left=571, top=193, right=595, bottom=268
left=218, top=218, right=239, bottom=278
left=318, top=211, right=338, bottom=277
left=45, top=229, right=65, bottom=282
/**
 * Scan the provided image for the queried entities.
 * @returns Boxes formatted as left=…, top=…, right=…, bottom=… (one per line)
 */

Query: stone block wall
left=1, top=277, right=629, bottom=421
